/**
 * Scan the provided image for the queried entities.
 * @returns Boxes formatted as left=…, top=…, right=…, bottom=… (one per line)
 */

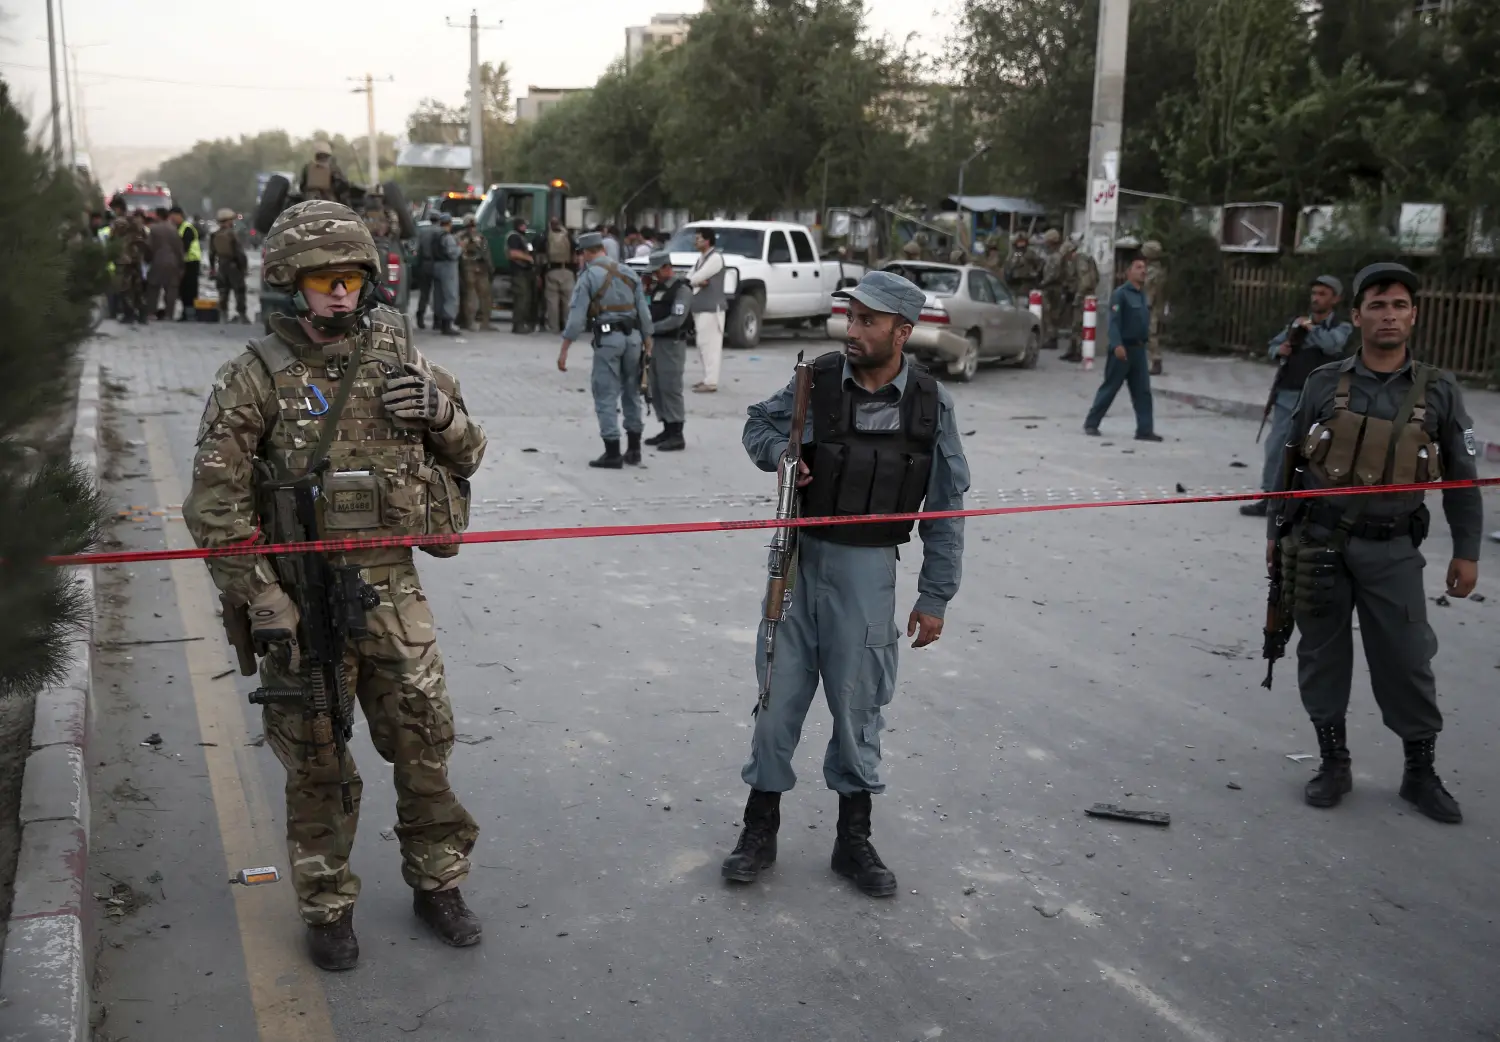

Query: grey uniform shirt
left=743, top=357, right=971, bottom=618
left=562, top=255, right=654, bottom=344
left=1269, top=351, right=1483, bottom=560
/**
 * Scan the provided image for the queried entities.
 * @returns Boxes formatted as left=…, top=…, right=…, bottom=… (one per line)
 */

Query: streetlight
left=956, top=143, right=990, bottom=250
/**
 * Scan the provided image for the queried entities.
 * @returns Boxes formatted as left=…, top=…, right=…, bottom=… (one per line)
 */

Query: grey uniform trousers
left=1260, top=389, right=1300, bottom=492
left=649, top=337, right=687, bottom=424
left=591, top=334, right=644, bottom=440
left=1294, top=532, right=1442, bottom=740
left=743, top=536, right=901, bottom=795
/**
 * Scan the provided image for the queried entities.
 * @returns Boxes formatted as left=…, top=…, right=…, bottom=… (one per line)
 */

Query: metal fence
left=1217, top=260, right=1500, bottom=380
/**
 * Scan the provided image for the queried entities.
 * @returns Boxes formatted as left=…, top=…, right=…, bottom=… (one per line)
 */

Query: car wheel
left=252, top=175, right=291, bottom=236
left=727, top=296, right=763, bottom=349
left=1018, top=329, right=1040, bottom=369
left=949, top=334, right=980, bottom=382
left=382, top=181, right=417, bottom=239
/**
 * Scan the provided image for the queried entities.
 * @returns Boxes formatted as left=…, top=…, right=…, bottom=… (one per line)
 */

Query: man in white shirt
left=689, top=228, right=726, bottom=392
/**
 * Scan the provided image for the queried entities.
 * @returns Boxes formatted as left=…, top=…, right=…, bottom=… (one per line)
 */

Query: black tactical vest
left=801, top=351, right=939, bottom=547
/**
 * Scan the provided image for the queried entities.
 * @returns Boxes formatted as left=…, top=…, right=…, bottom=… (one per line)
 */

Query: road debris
left=140, top=733, right=162, bottom=747
left=1084, top=803, right=1170, bottom=827
left=229, top=866, right=281, bottom=886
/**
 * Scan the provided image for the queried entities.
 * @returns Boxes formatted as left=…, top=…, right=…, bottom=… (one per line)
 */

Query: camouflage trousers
left=1148, top=302, right=1164, bottom=365
left=260, top=560, right=478, bottom=925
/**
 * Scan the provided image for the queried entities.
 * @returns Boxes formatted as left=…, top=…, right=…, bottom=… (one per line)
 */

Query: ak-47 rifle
left=245, top=462, right=379, bottom=812
left=1256, top=321, right=1308, bottom=443
left=758, top=353, right=815, bottom=711
left=1260, top=443, right=1302, bottom=689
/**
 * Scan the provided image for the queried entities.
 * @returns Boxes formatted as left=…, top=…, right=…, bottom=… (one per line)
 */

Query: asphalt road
left=87, top=317, right=1500, bottom=1042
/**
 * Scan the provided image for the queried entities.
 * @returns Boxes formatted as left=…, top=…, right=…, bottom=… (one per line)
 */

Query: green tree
left=0, top=81, right=107, bottom=696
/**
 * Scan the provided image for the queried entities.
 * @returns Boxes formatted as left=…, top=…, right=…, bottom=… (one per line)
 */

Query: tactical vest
left=1301, top=365, right=1442, bottom=487
left=586, top=261, right=638, bottom=325
left=547, top=229, right=572, bottom=265
left=801, top=352, right=940, bottom=547
left=211, top=227, right=238, bottom=263
left=304, top=161, right=332, bottom=193
left=1280, top=321, right=1347, bottom=391
left=245, top=308, right=469, bottom=558
left=179, top=219, right=202, bottom=263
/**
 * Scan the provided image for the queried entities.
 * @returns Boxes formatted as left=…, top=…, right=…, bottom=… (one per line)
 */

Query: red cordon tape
left=44, top=477, right=1500, bottom=568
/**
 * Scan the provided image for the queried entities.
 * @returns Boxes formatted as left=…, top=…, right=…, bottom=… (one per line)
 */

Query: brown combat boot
left=307, top=908, right=359, bottom=971
left=414, top=887, right=483, bottom=947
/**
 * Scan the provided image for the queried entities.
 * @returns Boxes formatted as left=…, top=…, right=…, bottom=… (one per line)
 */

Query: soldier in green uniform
left=1268, top=262, right=1482, bottom=823
left=457, top=215, right=494, bottom=331
left=184, top=201, right=488, bottom=970
left=1002, top=231, right=1042, bottom=301
left=1039, top=228, right=1066, bottom=350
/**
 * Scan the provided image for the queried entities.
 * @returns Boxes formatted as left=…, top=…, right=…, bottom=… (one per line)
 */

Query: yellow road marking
left=143, top=415, right=337, bottom=1042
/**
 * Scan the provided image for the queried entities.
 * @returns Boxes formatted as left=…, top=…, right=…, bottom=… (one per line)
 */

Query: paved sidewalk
left=1152, top=350, right=1500, bottom=462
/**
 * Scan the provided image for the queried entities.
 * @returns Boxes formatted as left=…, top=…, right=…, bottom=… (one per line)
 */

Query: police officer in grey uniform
left=1268, top=262, right=1482, bottom=823
left=643, top=250, right=693, bottom=452
left=723, top=270, right=970, bottom=896
left=557, top=231, right=654, bottom=468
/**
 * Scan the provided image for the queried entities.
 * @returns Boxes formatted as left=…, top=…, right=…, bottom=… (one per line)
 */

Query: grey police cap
left=1352, top=262, right=1419, bottom=304
left=576, top=231, right=603, bottom=251
left=437, top=213, right=453, bottom=225
left=833, top=269, right=926, bottom=326
left=1310, top=274, right=1343, bottom=297
left=648, top=250, right=673, bottom=271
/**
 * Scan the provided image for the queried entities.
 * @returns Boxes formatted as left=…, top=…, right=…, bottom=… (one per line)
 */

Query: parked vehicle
left=471, top=179, right=571, bottom=311
left=634, top=220, right=865, bottom=349
left=825, top=261, right=1040, bottom=381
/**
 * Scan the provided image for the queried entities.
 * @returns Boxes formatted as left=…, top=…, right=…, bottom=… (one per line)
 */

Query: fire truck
left=116, top=181, right=173, bottom=214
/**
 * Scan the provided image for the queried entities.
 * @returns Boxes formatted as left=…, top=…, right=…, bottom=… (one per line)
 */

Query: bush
left=0, top=81, right=109, bottom=697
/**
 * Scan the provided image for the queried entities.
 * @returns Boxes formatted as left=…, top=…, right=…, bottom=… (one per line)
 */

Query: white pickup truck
left=630, top=220, right=865, bottom=348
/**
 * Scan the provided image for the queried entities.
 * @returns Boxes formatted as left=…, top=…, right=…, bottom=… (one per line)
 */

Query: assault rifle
left=240, top=462, right=378, bottom=813
left=1260, top=445, right=1302, bottom=689
left=1256, top=320, right=1307, bottom=443
left=758, top=353, right=814, bottom=711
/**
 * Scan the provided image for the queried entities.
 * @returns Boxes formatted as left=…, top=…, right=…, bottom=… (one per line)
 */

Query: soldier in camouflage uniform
left=1062, top=239, right=1099, bottom=363
left=1039, top=228, right=1066, bottom=350
left=1002, top=232, right=1043, bottom=302
left=1053, top=238, right=1081, bottom=359
left=1142, top=240, right=1167, bottom=375
left=183, top=200, right=487, bottom=971
left=107, top=198, right=150, bottom=324
left=457, top=215, right=494, bottom=331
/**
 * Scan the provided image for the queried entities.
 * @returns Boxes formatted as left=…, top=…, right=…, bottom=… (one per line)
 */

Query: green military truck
left=471, top=179, right=572, bottom=310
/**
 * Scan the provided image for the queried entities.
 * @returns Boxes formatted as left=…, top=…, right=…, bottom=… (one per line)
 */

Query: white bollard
left=1028, top=289, right=1043, bottom=323
left=1082, top=296, right=1097, bottom=372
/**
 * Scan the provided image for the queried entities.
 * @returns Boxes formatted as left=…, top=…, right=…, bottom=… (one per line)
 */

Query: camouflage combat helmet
left=1043, top=228, right=1062, bottom=245
left=262, top=200, right=380, bottom=291
left=215, top=207, right=235, bottom=221
left=1141, top=240, right=1163, bottom=259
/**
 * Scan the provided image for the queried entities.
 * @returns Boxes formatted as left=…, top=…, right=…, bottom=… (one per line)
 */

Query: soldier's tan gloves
left=248, top=584, right=300, bottom=651
left=382, top=363, right=454, bottom=429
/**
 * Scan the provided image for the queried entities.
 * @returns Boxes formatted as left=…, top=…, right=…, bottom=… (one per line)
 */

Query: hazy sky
left=1, top=0, right=959, bottom=176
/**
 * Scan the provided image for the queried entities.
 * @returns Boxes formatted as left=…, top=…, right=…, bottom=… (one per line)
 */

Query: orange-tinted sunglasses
left=299, top=270, right=366, bottom=294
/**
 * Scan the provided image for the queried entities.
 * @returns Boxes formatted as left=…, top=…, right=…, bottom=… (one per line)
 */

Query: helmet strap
left=294, top=277, right=376, bottom=334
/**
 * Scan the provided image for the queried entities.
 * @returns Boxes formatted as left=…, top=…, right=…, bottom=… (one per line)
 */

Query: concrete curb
left=0, top=356, right=99, bottom=1042
left=1155, top=384, right=1500, bottom=464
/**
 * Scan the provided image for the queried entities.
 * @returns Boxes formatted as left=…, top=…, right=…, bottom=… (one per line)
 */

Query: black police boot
left=831, top=791, right=898, bottom=897
left=656, top=422, right=686, bottom=452
left=589, top=439, right=623, bottom=469
left=1239, top=499, right=1269, bottom=517
left=306, top=908, right=359, bottom=971
left=644, top=425, right=670, bottom=446
left=416, top=312, right=426, bottom=330
left=721, top=789, right=780, bottom=883
left=624, top=432, right=643, bottom=466
left=1304, top=719, right=1353, bottom=808
left=414, top=888, right=483, bottom=946
left=1399, top=737, right=1462, bottom=823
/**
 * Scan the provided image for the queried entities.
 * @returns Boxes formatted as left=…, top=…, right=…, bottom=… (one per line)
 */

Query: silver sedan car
left=825, top=261, right=1041, bottom=381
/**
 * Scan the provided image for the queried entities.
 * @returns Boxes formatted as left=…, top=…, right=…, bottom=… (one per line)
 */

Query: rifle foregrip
left=765, top=577, right=789, bottom=622
left=248, top=688, right=306, bottom=705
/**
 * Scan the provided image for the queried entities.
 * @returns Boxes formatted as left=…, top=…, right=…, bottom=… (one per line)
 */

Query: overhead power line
left=0, top=60, right=351, bottom=93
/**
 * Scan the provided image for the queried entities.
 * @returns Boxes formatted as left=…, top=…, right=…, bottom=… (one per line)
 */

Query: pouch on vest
left=305, top=163, right=332, bottom=192
left=420, top=459, right=470, bottom=558
left=320, top=470, right=382, bottom=530
left=1351, top=416, right=1395, bottom=485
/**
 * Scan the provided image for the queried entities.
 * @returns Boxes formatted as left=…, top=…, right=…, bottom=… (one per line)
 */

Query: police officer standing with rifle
left=643, top=249, right=692, bottom=452
left=184, top=200, right=488, bottom=970
left=722, top=270, right=970, bottom=896
left=1263, top=262, right=1482, bottom=823
left=1241, top=275, right=1352, bottom=517
left=558, top=231, right=654, bottom=468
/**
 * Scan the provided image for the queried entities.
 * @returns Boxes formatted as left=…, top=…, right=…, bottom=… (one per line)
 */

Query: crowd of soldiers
left=99, top=196, right=251, bottom=325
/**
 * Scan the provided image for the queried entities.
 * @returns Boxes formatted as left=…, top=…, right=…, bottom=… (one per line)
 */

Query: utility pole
left=44, top=0, right=62, bottom=167
left=1083, top=0, right=1130, bottom=345
left=58, top=0, right=75, bottom=168
left=957, top=143, right=989, bottom=251
left=447, top=11, right=502, bottom=192
left=348, top=73, right=393, bottom=187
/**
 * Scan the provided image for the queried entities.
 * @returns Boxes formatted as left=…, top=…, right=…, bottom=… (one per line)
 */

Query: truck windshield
left=882, top=264, right=961, bottom=296
left=666, top=226, right=766, bottom=259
